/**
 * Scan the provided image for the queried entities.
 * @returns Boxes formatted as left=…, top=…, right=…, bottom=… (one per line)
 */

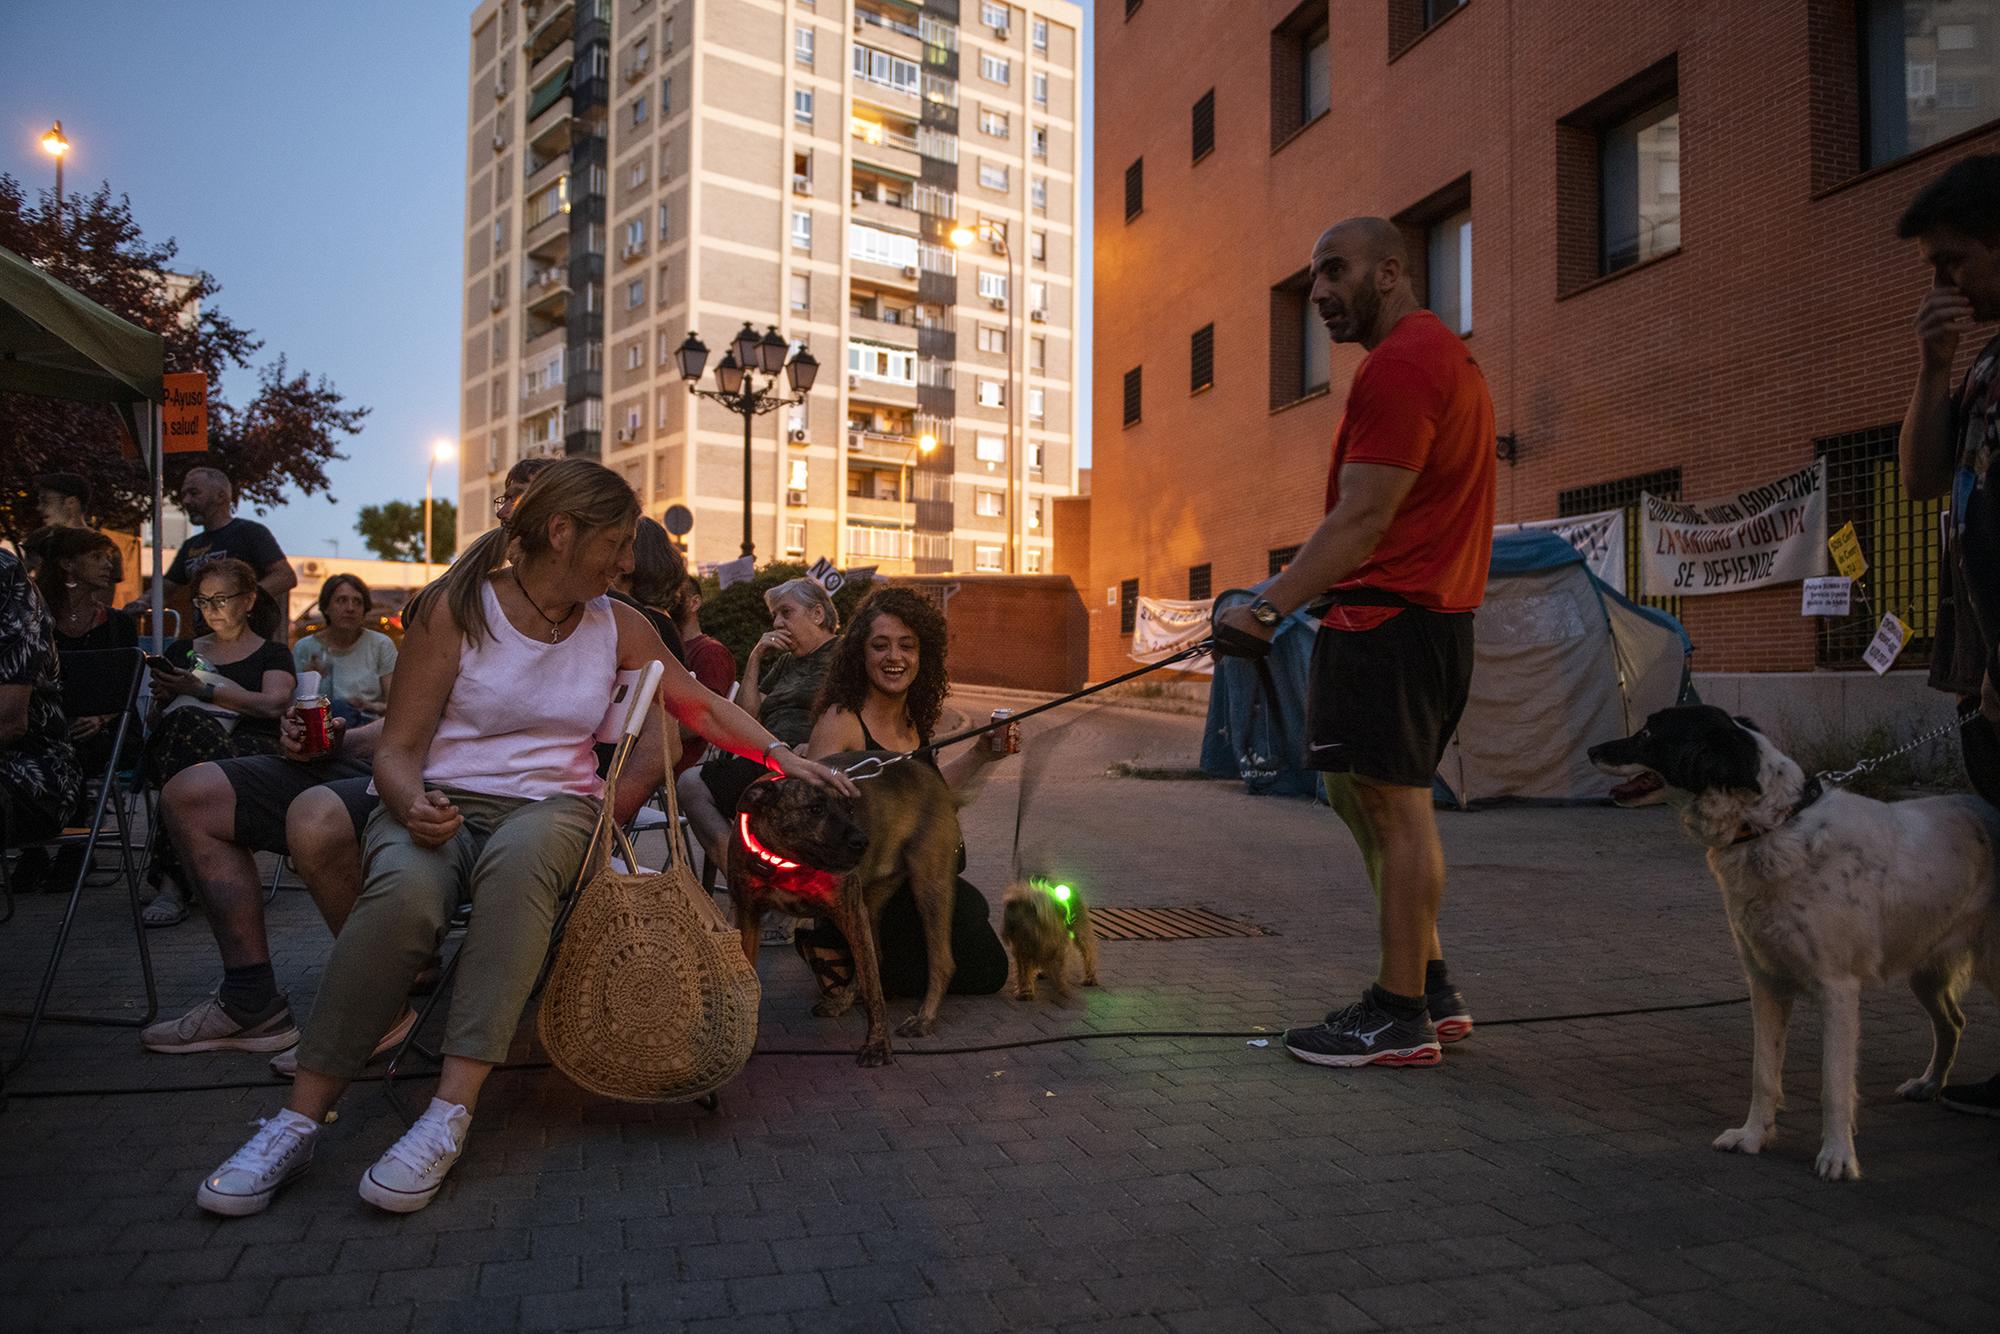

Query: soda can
left=296, top=695, right=334, bottom=758
left=989, top=708, right=1020, bottom=755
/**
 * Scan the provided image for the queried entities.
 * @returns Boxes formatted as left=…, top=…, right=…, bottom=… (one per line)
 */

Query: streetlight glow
left=918, top=433, right=938, bottom=455
left=40, top=122, right=69, bottom=158
left=949, top=225, right=978, bottom=249
left=432, top=438, right=458, bottom=464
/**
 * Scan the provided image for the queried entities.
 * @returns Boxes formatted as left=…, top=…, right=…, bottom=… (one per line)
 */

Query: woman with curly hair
left=797, top=586, right=1012, bottom=998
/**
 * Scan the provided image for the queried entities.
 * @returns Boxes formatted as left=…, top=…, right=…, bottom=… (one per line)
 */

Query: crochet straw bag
left=538, top=695, right=761, bottom=1103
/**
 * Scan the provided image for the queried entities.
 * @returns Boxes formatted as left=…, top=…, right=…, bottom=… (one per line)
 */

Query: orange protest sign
left=162, top=371, right=209, bottom=454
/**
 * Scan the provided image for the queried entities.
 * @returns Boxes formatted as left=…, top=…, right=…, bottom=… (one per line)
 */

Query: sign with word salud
left=1640, top=460, right=1827, bottom=596
left=162, top=371, right=209, bottom=454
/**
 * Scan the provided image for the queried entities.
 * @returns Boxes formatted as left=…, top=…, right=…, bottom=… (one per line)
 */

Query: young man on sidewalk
left=1894, top=153, right=2000, bottom=1117
left=1216, top=216, right=1495, bottom=1069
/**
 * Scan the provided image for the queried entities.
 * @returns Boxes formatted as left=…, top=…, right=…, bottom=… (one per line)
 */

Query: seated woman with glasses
left=142, top=557, right=296, bottom=926
left=193, top=459, right=856, bottom=1220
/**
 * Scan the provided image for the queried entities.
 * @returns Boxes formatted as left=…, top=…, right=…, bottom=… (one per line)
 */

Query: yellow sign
left=1828, top=521, right=1867, bottom=581
left=162, top=371, right=209, bottom=455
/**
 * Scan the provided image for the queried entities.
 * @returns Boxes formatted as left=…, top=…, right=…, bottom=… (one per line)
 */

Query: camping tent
left=1200, top=530, right=1692, bottom=804
left=0, top=244, right=168, bottom=644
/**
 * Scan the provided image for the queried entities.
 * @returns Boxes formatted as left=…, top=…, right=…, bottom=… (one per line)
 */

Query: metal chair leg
left=383, top=942, right=465, bottom=1125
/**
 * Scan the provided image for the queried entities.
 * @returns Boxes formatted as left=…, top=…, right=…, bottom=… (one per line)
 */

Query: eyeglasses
left=191, top=592, right=248, bottom=612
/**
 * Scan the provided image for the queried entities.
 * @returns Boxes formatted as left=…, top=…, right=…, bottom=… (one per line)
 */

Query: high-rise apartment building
left=459, top=0, right=1082, bottom=575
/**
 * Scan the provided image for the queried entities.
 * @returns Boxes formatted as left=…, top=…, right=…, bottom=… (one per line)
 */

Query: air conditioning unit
left=990, top=239, right=1006, bottom=255
left=786, top=489, right=808, bottom=507
left=793, top=177, right=813, bottom=195
left=490, top=294, right=506, bottom=311
left=492, top=131, right=508, bottom=152
left=901, top=265, right=920, bottom=278
left=987, top=297, right=1006, bottom=310
left=852, top=189, right=866, bottom=205
left=847, top=431, right=863, bottom=449
left=625, top=60, right=646, bottom=82
left=621, top=242, right=643, bottom=259
left=852, top=14, right=864, bottom=31
left=789, top=428, right=809, bottom=442
left=616, top=426, right=635, bottom=442
left=847, top=374, right=860, bottom=389
left=1029, top=309, right=1047, bottom=322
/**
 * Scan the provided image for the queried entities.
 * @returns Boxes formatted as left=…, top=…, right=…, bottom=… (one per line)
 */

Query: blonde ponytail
left=407, top=458, right=639, bottom=646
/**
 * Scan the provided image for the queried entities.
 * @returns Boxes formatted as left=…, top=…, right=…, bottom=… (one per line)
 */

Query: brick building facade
left=1085, top=0, right=2000, bottom=687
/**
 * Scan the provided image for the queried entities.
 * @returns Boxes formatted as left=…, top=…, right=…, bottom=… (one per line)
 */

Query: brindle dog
left=1000, top=879, right=1099, bottom=1003
left=727, top=751, right=961, bottom=1066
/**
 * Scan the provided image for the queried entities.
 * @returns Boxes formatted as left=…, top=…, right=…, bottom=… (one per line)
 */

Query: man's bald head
left=1308, top=216, right=1419, bottom=350
left=1313, top=217, right=1408, bottom=270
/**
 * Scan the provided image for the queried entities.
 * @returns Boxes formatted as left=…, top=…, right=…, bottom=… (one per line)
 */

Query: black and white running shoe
left=1425, top=984, right=1473, bottom=1043
left=1286, top=993, right=1442, bottom=1068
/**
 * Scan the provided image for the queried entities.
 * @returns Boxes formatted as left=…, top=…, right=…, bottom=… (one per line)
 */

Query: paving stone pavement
left=3, top=692, right=1998, bottom=1333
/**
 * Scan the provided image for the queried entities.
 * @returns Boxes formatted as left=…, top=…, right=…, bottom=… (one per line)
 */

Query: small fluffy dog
left=728, top=752, right=961, bottom=1066
left=1589, top=705, right=2000, bottom=1181
left=1000, top=878, right=1099, bottom=1002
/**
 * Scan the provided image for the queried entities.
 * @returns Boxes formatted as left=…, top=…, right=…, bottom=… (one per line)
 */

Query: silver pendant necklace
left=512, top=568, right=577, bottom=642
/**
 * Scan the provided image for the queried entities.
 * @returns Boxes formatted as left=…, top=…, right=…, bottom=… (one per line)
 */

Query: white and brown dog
left=1589, top=705, right=2000, bottom=1181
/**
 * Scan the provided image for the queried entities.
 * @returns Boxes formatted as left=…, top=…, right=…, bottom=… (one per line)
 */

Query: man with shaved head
left=1216, top=215, right=1496, bottom=1069
left=129, top=466, right=296, bottom=630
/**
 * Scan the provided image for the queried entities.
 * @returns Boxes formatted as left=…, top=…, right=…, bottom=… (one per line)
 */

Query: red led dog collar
left=738, top=813, right=800, bottom=870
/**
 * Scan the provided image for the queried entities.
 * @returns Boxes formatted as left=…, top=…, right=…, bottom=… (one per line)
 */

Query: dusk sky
left=1, top=0, right=1096, bottom=560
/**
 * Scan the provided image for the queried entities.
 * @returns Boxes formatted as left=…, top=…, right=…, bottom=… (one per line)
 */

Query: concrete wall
left=1692, top=670, right=1965, bottom=776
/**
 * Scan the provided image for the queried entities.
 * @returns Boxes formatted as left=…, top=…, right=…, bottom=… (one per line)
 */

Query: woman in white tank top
left=196, top=460, right=857, bottom=1220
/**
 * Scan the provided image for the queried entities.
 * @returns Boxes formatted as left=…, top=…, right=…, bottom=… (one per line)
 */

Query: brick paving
left=3, top=693, right=1998, bottom=1332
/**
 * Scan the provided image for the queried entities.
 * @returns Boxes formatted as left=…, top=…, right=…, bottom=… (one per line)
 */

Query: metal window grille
left=1124, top=158, right=1144, bottom=221
left=1188, top=563, right=1212, bottom=601
left=1122, top=366, right=1143, bottom=426
left=1814, top=426, right=1942, bottom=668
left=1268, top=545, right=1300, bottom=577
left=1190, top=323, right=1215, bottom=393
left=1119, top=578, right=1139, bottom=633
left=1558, top=467, right=1682, bottom=617
left=1192, top=88, right=1216, bottom=161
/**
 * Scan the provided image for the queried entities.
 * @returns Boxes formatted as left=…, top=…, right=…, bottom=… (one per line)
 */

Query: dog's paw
left=1013, top=988, right=1035, bottom=1002
left=1814, top=1142, right=1862, bottom=1182
left=1713, top=1124, right=1771, bottom=1155
left=895, top=1013, right=935, bottom=1038
left=856, top=1039, right=892, bottom=1067
left=1896, top=1075, right=1942, bottom=1102
left=811, top=989, right=855, bottom=1019
left=1080, top=974, right=1099, bottom=987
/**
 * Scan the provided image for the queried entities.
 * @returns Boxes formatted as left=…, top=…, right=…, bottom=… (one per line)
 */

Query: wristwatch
left=197, top=682, right=218, bottom=703
left=1248, top=597, right=1283, bottom=628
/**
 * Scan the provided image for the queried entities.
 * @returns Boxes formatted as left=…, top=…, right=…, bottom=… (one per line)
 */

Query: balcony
left=845, top=493, right=910, bottom=523
left=523, top=0, right=575, bottom=63
left=848, top=310, right=920, bottom=347
left=845, top=373, right=918, bottom=408
left=849, top=120, right=923, bottom=178
left=843, top=521, right=914, bottom=563
left=522, top=325, right=566, bottom=362
left=522, top=264, right=569, bottom=319
left=851, top=191, right=918, bottom=233
left=846, top=428, right=919, bottom=466
left=524, top=152, right=568, bottom=209
left=520, top=374, right=566, bottom=416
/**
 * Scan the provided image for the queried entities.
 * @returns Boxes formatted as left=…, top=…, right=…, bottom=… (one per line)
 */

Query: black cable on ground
left=0, top=994, right=1748, bottom=1101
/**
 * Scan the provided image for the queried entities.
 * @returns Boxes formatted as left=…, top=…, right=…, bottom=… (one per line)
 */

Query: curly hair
left=811, top=587, right=950, bottom=742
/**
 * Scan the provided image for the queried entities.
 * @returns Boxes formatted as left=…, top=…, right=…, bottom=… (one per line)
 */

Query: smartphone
left=145, top=653, right=187, bottom=673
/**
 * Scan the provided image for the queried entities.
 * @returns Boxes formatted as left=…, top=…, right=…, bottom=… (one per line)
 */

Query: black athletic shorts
left=1304, top=607, right=1475, bottom=788
left=218, top=754, right=377, bottom=854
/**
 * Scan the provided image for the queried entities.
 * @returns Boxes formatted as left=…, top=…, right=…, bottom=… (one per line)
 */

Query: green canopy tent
left=0, top=243, right=169, bottom=647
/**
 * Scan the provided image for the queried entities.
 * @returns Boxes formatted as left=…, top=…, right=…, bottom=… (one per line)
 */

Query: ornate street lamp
left=676, top=325, right=818, bottom=559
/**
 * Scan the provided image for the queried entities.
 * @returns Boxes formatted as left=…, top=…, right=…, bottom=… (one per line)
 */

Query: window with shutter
left=1190, top=323, right=1214, bottom=393
left=1122, top=366, right=1143, bottom=426
left=1124, top=158, right=1144, bottom=221
left=1192, top=88, right=1216, bottom=162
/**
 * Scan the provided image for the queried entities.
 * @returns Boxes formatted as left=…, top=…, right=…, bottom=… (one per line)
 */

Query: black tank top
left=856, top=713, right=940, bottom=774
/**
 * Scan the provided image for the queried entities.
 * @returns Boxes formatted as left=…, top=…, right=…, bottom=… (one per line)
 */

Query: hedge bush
left=696, top=563, right=878, bottom=669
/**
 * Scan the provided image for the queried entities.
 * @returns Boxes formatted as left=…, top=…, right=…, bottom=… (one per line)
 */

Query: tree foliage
left=0, top=175, right=367, bottom=539
left=356, top=499, right=458, bottom=564
left=695, top=562, right=877, bottom=667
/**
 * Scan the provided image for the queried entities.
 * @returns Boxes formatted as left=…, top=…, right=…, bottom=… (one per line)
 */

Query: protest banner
left=1640, top=460, right=1827, bottom=596
left=162, top=371, right=208, bottom=454
left=1828, top=521, right=1868, bottom=581
left=1130, top=595, right=1214, bottom=674
left=1498, top=508, right=1626, bottom=589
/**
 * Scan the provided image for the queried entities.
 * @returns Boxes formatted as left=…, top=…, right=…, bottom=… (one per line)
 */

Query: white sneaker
left=358, top=1097, right=470, bottom=1214
left=269, top=1007, right=418, bottom=1079
left=195, top=1110, right=319, bottom=1217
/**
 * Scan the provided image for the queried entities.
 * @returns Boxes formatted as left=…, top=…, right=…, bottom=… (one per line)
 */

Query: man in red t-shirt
left=670, top=577, right=740, bottom=777
left=1217, top=216, right=1496, bottom=1070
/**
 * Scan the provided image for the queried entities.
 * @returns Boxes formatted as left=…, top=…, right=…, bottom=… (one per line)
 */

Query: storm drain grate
left=1090, top=907, right=1274, bottom=941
